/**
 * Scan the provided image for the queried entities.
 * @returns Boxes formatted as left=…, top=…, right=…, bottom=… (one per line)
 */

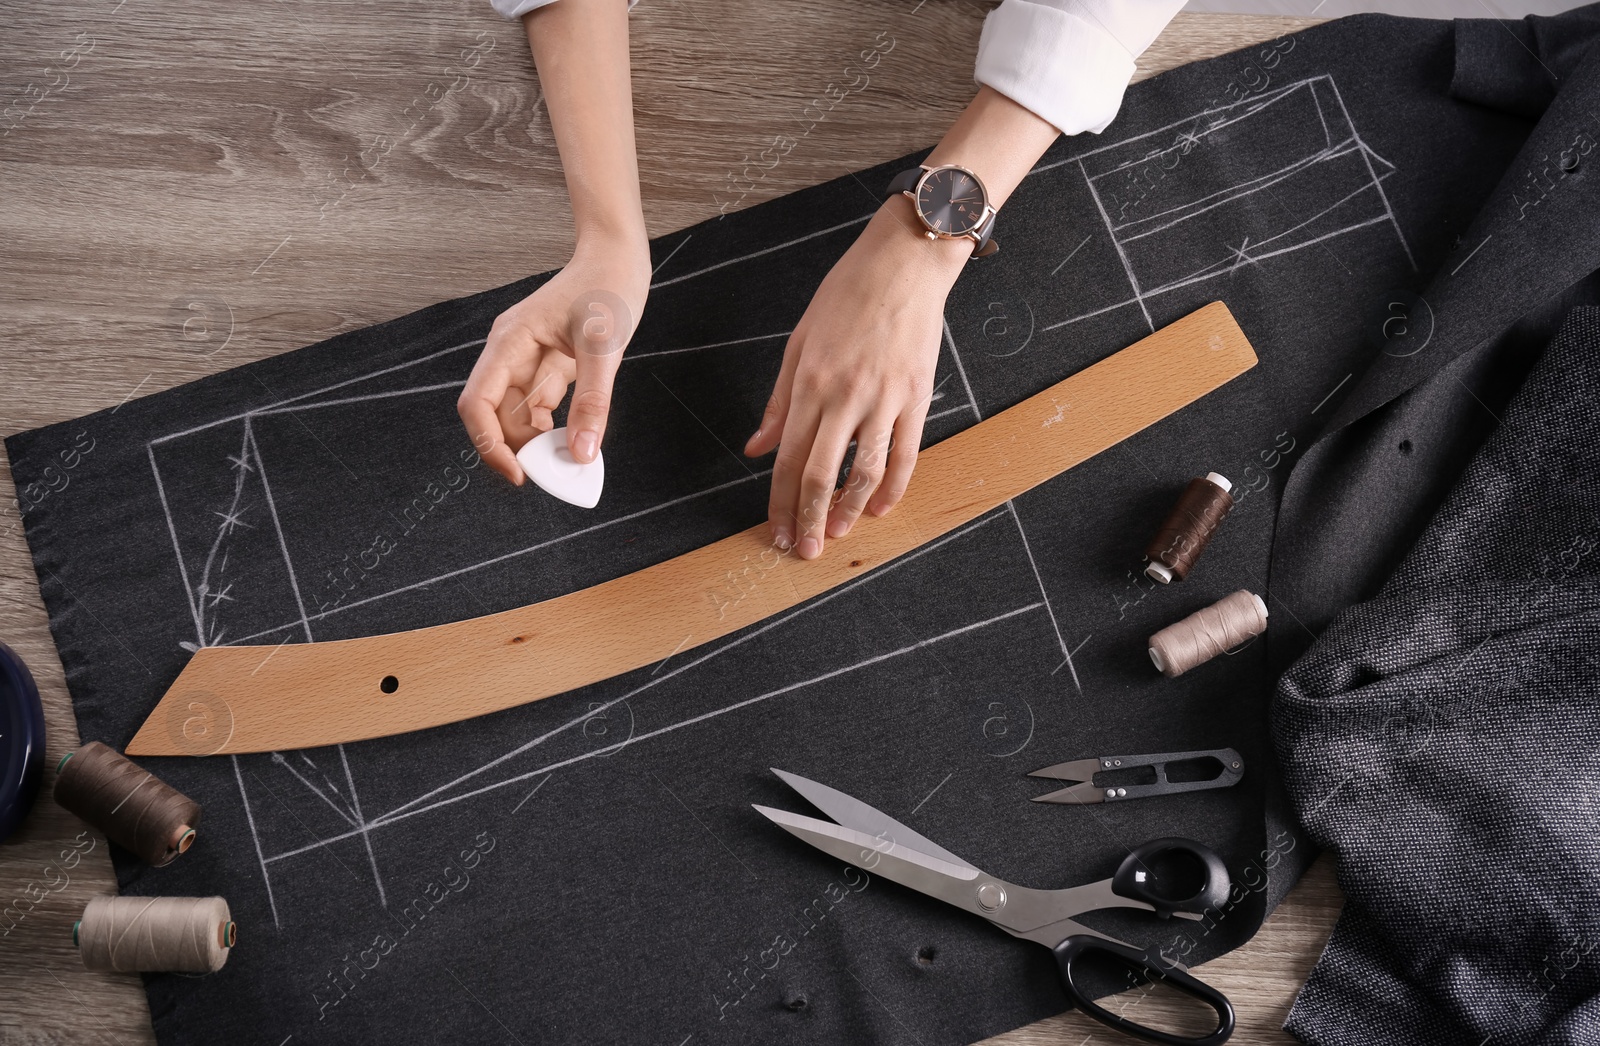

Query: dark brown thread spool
left=54, top=742, right=201, bottom=866
left=1144, top=472, right=1234, bottom=584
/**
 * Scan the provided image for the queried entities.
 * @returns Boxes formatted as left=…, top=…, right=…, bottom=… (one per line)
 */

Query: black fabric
left=1452, top=7, right=1600, bottom=119
left=1269, top=5, right=1600, bottom=671
left=1274, top=306, right=1600, bottom=1046
left=6, top=10, right=1600, bottom=1045
left=1260, top=5, right=1600, bottom=921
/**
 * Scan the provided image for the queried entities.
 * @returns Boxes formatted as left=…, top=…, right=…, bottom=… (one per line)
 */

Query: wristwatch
left=886, top=164, right=1000, bottom=258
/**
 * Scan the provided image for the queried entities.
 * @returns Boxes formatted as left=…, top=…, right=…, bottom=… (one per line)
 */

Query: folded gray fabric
left=1276, top=307, right=1600, bottom=1046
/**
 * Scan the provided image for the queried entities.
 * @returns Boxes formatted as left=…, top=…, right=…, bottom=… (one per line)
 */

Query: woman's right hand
left=457, top=234, right=650, bottom=483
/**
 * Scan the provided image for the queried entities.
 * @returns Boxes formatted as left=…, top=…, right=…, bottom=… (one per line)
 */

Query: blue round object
left=0, top=640, right=46, bottom=844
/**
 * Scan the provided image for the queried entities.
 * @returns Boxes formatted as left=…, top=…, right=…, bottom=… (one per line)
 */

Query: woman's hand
left=457, top=234, right=650, bottom=483
left=463, top=0, right=648, bottom=483
left=745, top=198, right=971, bottom=558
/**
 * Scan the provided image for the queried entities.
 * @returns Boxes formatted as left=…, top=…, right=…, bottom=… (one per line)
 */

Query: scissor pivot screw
left=976, top=882, right=1007, bottom=912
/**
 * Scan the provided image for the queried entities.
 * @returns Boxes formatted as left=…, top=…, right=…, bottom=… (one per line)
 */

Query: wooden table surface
left=0, top=1, right=1338, bottom=1042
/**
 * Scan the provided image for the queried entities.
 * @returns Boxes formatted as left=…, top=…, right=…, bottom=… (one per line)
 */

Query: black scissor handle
left=1053, top=935, right=1235, bottom=1045
left=1112, top=838, right=1230, bottom=918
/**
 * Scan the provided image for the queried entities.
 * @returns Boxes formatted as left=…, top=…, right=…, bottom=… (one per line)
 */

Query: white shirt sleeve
left=974, top=0, right=1186, bottom=136
left=489, top=0, right=554, bottom=16
left=490, top=0, right=635, bottom=17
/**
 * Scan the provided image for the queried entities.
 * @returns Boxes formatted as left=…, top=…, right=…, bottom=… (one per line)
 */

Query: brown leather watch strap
left=886, top=166, right=924, bottom=195
left=971, top=210, right=999, bottom=257
left=127, top=302, right=1258, bottom=756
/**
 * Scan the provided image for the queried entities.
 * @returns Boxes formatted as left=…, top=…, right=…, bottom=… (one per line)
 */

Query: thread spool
left=1144, top=473, right=1234, bottom=584
left=54, top=742, right=201, bottom=866
left=1148, top=590, right=1267, bottom=678
left=75, top=896, right=235, bottom=973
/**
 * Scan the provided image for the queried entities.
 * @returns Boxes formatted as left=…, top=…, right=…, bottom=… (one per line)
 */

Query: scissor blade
left=1030, top=783, right=1103, bottom=804
left=754, top=805, right=1142, bottom=941
left=752, top=805, right=985, bottom=914
left=770, top=768, right=977, bottom=872
left=1027, top=757, right=1100, bottom=782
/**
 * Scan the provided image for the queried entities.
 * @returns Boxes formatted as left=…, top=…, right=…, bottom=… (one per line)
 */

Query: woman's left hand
left=744, top=198, right=972, bottom=559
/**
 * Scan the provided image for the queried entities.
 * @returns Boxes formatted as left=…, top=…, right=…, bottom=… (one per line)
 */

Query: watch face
left=916, top=167, right=986, bottom=236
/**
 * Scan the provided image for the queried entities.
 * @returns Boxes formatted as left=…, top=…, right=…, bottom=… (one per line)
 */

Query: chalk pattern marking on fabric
left=311, top=830, right=497, bottom=1022
left=1036, top=74, right=1416, bottom=333
left=142, top=267, right=1054, bottom=925
left=140, top=134, right=1232, bottom=921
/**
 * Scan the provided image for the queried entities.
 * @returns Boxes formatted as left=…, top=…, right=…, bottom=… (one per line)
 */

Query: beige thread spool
left=75, top=896, right=235, bottom=973
left=1148, top=590, right=1268, bottom=678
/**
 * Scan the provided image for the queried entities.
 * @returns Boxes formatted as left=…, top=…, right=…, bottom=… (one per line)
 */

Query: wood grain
left=0, top=2, right=1334, bottom=1041
left=127, top=302, right=1256, bottom=756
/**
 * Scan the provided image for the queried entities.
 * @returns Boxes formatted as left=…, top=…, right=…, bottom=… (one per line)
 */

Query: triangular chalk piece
left=515, top=427, right=604, bottom=509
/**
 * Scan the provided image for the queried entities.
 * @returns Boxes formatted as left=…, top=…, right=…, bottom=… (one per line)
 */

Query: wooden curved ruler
left=127, top=301, right=1258, bottom=756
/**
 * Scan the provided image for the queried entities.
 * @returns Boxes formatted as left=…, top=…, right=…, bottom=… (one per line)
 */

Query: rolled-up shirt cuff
left=975, top=0, right=1184, bottom=136
left=491, top=0, right=635, bottom=17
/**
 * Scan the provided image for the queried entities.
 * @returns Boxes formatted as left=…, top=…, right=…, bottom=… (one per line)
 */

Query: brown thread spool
left=1144, top=473, right=1234, bottom=584
left=74, top=895, right=235, bottom=973
left=54, top=742, right=201, bottom=866
left=1148, top=590, right=1268, bottom=678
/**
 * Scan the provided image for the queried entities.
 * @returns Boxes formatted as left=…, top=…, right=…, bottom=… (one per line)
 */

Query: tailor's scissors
left=753, top=768, right=1235, bottom=1046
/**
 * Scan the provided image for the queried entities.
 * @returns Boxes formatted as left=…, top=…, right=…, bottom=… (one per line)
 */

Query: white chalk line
left=266, top=598, right=1044, bottom=863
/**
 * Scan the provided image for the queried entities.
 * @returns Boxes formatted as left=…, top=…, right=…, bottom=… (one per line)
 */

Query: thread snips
left=1028, top=748, right=1244, bottom=805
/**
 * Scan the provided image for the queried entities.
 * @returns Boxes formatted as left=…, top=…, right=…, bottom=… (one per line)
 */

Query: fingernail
left=827, top=519, right=849, bottom=538
left=798, top=537, right=820, bottom=559
left=573, top=430, right=598, bottom=462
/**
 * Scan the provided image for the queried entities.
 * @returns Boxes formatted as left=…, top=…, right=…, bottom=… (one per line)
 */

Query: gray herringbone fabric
left=1276, top=308, right=1600, bottom=1045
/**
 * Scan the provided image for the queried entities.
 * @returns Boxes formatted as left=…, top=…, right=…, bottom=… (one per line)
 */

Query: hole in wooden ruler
left=379, top=676, right=399, bottom=694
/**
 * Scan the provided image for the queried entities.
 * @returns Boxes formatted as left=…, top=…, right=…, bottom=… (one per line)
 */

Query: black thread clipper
left=1028, top=748, right=1243, bottom=804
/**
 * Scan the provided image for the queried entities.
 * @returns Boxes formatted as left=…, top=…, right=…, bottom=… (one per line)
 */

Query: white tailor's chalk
left=515, top=427, right=604, bottom=509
